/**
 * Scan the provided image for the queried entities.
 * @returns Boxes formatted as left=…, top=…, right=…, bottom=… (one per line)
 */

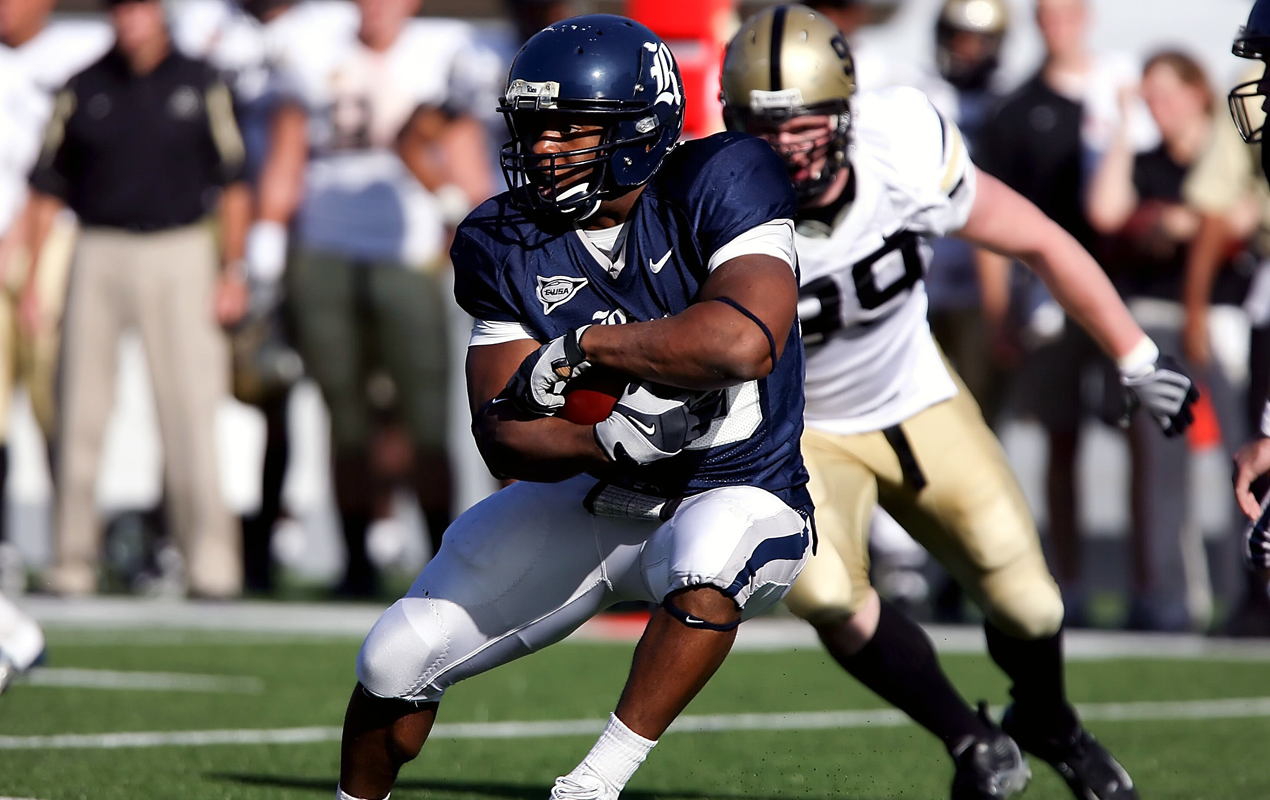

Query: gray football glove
left=594, top=382, right=726, bottom=466
left=503, top=325, right=592, bottom=416
left=1120, top=354, right=1199, bottom=437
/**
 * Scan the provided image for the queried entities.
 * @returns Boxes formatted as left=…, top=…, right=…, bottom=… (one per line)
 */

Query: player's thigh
left=368, top=264, right=450, bottom=451
left=637, top=485, right=812, bottom=620
left=782, top=427, right=878, bottom=624
left=287, top=250, right=368, bottom=452
left=357, top=476, right=654, bottom=701
left=880, top=389, right=1063, bottom=639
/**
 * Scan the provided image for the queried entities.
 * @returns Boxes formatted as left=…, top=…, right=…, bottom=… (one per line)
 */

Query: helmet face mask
left=1229, top=75, right=1266, bottom=144
left=726, top=101, right=851, bottom=202
left=497, top=17, right=685, bottom=222
left=720, top=5, right=857, bottom=205
left=500, top=111, right=651, bottom=221
left=1230, top=0, right=1270, bottom=144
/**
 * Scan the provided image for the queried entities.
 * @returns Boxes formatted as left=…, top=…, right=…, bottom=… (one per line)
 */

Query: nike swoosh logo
left=649, top=250, right=672, bottom=273
left=631, top=418, right=657, bottom=436
left=684, top=615, right=706, bottom=625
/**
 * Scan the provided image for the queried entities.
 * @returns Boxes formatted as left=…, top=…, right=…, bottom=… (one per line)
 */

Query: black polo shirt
left=29, top=47, right=246, bottom=231
left=977, top=72, right=1095, bottom=251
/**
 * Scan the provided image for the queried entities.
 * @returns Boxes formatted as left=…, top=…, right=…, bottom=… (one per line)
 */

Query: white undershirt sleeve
left=469, top=318, right=537, bottom=347
left=707, top=219, right=797, bottom=273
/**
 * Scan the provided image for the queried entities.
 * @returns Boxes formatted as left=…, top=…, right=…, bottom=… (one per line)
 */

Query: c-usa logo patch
left=536, top=275, right=589, bottom=315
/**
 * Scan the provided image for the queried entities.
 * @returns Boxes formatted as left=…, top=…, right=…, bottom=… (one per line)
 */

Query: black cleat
left=950, top=703, right=1031, bottom=799
left=1002, top=704, right=1138, bottom=800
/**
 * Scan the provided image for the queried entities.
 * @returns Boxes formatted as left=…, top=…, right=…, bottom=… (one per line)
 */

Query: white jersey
left=172, top=0, right=358, bottom=105
left=0, top=20, right=111, bottom=234
left=279, top=18, right=476, bottom=266
left=798, top=87, right=976, bottom=435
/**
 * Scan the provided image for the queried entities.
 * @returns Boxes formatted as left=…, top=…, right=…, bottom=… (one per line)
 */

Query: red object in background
left=626, top=0, right=736, bottom=138
left=1186, top=382, right=1222, bottom=451
left=559, top=370, right=628, bottom=425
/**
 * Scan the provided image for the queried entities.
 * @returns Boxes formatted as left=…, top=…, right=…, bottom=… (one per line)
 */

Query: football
left=559, top=369, right=628, bottom=425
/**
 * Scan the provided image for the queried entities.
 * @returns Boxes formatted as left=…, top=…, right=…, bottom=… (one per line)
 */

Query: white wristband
left=1260, top=399, right=1270, bottom=439
left=1116, top=335, right=1160, bottom=378
left=245, top=220, right=288, bottom=284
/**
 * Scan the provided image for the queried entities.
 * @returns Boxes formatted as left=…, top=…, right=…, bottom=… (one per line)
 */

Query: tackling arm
left=957, top=167, right=1145, bottom=360
left=578, top=254, right=799, bottom=390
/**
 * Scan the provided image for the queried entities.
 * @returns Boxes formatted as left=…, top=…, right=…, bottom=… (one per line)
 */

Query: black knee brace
left=662, top=598, right=741, bottom=632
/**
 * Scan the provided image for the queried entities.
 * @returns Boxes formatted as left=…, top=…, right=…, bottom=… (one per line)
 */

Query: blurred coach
left=26, top=0, right=250, bottom=598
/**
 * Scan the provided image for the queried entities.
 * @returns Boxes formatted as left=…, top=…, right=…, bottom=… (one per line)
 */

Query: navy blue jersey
left=453, top=132, right=810, bottom=508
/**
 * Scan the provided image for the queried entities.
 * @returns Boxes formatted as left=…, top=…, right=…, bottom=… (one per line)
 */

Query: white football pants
left=357, top=475, right=812, bottom=702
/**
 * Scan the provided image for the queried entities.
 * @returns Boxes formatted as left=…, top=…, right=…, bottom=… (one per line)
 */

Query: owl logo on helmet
left=498, top=15, right=686, bottom=221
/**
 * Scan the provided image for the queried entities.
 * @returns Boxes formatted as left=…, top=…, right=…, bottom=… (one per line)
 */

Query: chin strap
left=662, top=598, right=741, bottom=632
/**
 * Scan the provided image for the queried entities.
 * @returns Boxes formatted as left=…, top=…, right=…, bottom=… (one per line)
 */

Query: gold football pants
left=787, top=368, right=1064, bottom=640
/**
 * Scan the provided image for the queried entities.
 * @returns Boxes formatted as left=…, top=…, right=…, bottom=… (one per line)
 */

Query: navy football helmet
left=1230, top=0, right=1270, bottom=143
left=498, top=15, right=685, bottom=220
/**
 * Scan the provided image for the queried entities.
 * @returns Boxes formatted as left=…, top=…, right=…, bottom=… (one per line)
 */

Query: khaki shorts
left=786, top=365, right=1064, bottom=639
left=288, top=250, right=450, bottom=454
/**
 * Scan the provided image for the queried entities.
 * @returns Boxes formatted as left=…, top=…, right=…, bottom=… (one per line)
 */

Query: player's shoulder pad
left=656, top=131, right=797, bottom=216
left=854, top=85, right=970, bottom=199
left=451, top=192, right=540, bottom=322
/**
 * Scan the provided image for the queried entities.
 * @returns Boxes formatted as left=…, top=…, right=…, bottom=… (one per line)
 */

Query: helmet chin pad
left=553, top=182, right=602, bottom=222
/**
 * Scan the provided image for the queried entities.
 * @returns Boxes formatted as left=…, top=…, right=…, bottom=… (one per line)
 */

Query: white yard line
left=1, top=696, right=1267, bottom=751
left=26, top=596, right=1270, bottom=661
left=23, top=668, right=264, bottom=694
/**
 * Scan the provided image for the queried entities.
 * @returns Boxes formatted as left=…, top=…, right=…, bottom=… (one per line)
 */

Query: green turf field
left=2, top=628, right=1269, bottom=800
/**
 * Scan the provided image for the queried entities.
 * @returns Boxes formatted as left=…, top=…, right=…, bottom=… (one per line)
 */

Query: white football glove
left=594, top=382, right=726, bottom=466
left=503, top=325, right=591, bottom=416
left=1120, top=354, right=1199, bottom=438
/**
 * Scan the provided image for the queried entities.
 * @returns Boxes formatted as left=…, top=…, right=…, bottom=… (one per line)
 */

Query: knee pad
left=979, top=563, right=1065, bottom=640
left=356, top=600, right=449, bottom=702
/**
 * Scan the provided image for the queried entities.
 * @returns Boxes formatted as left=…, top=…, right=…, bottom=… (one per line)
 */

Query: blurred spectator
left=28, top=0, right=249, bottom=598
left=922, top=0, right=1011, bottom=425
left=257, top=0, right=491, bottom=596
left=174, top=0, right=357, bottom=593
left=808, top=0, right=916, bottom=91
left=0, top=0, right=110, bottom=594
left=976, top=0, right=1155, bottom=624
left=1183, top=62, right=1270, bottom=635
left=1087, top=51, right=1248, bottom=631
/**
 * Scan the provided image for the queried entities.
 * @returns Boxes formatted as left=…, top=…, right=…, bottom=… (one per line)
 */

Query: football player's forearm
left=1018, top=231, right=1144, bottom=360
left=960, top=171, right=1144, bottom=359
left=474, top=404, right=609, bottom=481
left=1182, top=213, right=1231, bottom=316
left=23, top=192, right=62, bottom=287
left=580, top=304, right=774, bottom=390
left=258, top=104, right=307, bottom=224
left=219, top=182, right=251, bottom=267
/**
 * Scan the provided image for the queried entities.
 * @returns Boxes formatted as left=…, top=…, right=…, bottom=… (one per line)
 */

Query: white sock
left=568, top=713, right=657, bottom=793
left=336, top=786, right=387, bottom=800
